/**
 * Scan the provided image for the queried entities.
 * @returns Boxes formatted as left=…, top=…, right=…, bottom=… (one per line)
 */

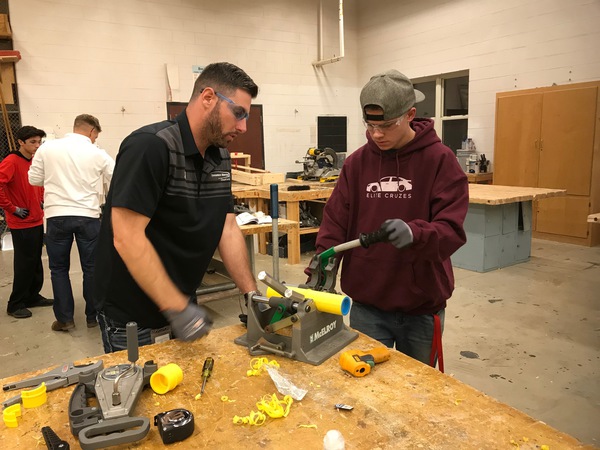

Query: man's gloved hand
left=13, top=207, right=30, bottom=219
left=383, top=219, right=414, bottom=250
left=163, top=303, right=213, bottom=342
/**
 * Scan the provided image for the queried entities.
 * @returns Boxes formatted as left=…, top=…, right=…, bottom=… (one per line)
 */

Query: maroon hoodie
left=316, top=118, right=468, bottom=314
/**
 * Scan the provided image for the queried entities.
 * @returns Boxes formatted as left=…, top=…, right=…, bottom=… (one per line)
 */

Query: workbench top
left=238, top=218, right=298, bottom=235
left=0, top=325, right=590, bottom=449
left=233, top=180, right=335, bottom=201
left=469, top=184, right=566, bottom=205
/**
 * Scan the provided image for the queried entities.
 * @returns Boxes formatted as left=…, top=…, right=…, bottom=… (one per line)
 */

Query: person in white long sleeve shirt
left=29, top=114, right=115, bottom=332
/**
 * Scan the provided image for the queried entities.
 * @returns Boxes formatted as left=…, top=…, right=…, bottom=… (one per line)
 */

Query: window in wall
left=413, top=71, right=469, bottom=154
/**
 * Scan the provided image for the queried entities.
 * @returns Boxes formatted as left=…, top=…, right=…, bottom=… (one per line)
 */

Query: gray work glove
left=383, top=219, right=414, bottom=250
left=163, top=303, right=213, bottom=342
left=13, top=207, right=30, bottom=219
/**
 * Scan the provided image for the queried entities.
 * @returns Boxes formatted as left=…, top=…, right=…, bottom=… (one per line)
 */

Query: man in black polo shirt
left=94, top=62, right=260, bottom=352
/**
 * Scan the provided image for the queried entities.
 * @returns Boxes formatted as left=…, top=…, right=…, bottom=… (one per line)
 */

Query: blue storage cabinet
left=452, top=201, right=533, bottom=272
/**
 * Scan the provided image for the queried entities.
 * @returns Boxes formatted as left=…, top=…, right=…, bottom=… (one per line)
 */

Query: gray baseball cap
left=360, top=69, right=425, bottom=121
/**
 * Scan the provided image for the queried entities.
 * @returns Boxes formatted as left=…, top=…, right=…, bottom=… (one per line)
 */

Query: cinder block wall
left=356, top=0, right=600, bottom=162
left=10, top=0, right=600, bottom=169
left=9, top=0, right=359, bottom=174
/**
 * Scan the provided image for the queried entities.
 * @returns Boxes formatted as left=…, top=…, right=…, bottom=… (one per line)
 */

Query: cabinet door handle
left=540, top=139, right=543, bottom=151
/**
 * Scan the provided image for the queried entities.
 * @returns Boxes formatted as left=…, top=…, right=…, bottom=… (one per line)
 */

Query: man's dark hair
left=74, top=114, right=102, bottom=132
left=16, top=126, right=46, bottom=143
left=190, top=62, right=258, bottom=100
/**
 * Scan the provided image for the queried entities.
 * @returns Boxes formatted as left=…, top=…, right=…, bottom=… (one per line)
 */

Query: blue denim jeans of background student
left=349, top=302, right=445, bottom=365
left=45, top=216, right=100, bottom=324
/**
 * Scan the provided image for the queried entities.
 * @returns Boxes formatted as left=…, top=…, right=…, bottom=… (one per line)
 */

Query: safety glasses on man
left=363, top=116, right=404, bottom=133
left=216, top=92, right=250, bottom=121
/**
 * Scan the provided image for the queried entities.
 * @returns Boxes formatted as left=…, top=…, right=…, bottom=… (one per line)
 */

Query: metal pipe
left=312, top=0, right=345, bottom=67
left=258, top=271, right=290, bottom=298
left=195, top=282, right=237, bottom=296
left=270, top=184, right=279, bottom=281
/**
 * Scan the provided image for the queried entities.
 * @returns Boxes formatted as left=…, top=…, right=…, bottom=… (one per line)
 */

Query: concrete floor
left=0, top=238, right=598, bottom=445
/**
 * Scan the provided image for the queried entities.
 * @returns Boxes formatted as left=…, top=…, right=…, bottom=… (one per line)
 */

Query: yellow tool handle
left=369, top=347, right=391, bottom=363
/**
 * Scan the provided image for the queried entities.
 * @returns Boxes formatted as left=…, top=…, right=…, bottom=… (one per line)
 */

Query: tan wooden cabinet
left=494, top=81, right=600, bottom=246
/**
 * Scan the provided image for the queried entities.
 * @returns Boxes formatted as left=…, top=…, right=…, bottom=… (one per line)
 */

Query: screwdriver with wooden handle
left=200, top=357, right=214, bottom=396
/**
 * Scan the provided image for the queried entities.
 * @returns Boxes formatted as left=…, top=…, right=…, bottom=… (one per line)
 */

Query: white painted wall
left=9, top=0, right=359, bottom=173
left=357, top=0, right=600, bottom=163
left=9, top=0, right=600, bottom=168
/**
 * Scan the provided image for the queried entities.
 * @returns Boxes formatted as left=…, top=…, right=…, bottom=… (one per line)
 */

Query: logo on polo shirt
left=211, top=171, right=231, bottom=182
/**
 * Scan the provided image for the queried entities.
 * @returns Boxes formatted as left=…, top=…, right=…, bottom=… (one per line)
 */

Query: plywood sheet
left=469, top=184, right=565, bottom=205
left=0, top=325, right=591, bottom=449
left=0, top=62, right=15, bottom=104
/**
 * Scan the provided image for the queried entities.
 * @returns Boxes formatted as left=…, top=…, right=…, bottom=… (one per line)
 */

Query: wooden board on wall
left=0, top=62, right=15, bottom=104
left=0, top=14, right=11, bottom=39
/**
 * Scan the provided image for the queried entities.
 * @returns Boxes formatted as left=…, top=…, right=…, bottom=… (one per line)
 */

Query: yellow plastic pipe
left=266, top=287, right=351, bottom=316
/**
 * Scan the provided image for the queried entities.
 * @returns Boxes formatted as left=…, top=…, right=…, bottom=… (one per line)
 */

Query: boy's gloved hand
left=383, top=219, right=413, bottom=250
left=13, top=207, right=30, bottom=219
left=163, top=303, right=213, bottom=342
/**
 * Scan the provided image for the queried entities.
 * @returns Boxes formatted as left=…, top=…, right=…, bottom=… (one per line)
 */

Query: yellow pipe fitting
left=150, top=364, right=183, bottom=395
left=3, top=404, right=21, bottom=428
left=21, top=382, right=47, bottom=408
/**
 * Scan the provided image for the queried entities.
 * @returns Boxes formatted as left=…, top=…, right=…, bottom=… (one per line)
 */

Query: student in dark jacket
left=315, top=70, right=469, bottom=366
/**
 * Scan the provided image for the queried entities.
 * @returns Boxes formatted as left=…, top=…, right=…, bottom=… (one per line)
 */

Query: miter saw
left=296, top=147, right=340, bottom=182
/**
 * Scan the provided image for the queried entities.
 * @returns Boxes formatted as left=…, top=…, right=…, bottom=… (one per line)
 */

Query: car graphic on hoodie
left=366, top=176, right=412, bottom=193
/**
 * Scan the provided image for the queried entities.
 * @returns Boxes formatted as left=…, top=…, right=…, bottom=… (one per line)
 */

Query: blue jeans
left=45, top=216, right=100, bottom=323
left=98, top=311, right=172, bottom=354
left=350, top=302, right=445, bottom=365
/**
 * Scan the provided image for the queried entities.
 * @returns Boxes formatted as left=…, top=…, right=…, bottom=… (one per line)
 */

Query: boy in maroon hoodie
left=315, top=70, right=468, bottom=367
left=0, top=126, right=53, bottom=318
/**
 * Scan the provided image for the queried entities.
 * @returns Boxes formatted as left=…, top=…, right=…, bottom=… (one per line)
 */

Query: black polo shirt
left=94, top=112, right=234, bottom=328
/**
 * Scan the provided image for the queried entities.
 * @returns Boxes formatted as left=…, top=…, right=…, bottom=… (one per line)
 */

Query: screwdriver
left=200, top=357, right=214, bottom=396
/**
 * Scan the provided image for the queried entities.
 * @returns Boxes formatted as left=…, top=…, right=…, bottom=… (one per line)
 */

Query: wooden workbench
left=468, top=184, right=565, bottom=205
left=239, top=218, right=299, bottom=271
left=453, top=185, right=566, bottom=272
left=233, top=181, right=335, bottom=264
left=0, top=325, right=591, bottom=449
